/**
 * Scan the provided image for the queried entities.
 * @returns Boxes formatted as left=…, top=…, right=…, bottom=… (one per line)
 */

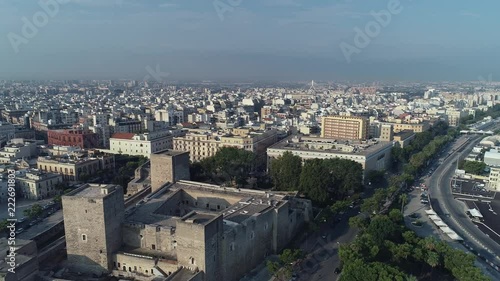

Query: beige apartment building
left=37, top=154, right=115, bottom=181
left=173, top=128, right=277, bottom=162
left=321, top=116, right=368, bottom=140
left=391, top=122, right=430, bottom=133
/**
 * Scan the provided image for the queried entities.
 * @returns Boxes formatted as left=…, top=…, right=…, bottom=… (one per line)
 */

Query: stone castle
left=62, top=150, right=313, bottom=281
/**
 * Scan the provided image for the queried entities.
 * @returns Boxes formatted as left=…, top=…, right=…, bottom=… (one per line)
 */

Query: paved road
left=429, top=135, right=500, bottom=270
left=295, top=206, right=360, bottom=281
left=0, top=198, right=53, bottom=220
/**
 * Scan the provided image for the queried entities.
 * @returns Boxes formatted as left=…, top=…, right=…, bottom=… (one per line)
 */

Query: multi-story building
left=173, top=128, right=277, bottom=162
left=446, top=109, right=467, bottom=127
left=109, top=131, right=173, bottom=158
left=0, top=139, right=38, bottom=163
left=320, top=116, right=368, bottom=140
left=267, top=135, right=393, bottom=177
left=37, top=153, right=115, bottom=181
left=488, top=166, right=500, bottom=191
left=62, top=178, right=312, bottom=280
left=47, top=129, right=100, bottom=149
left=0, top=121, right=15, bottom=145
left=393, top=130, right=416, bottom=148
left=391, top=121, right=430, bottom=133
left=16, top=170, right=63, bottom=200
left=109, top=119, right=143, bottom=134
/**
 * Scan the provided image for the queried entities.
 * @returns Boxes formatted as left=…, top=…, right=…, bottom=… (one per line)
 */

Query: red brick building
left=47, top=129, right=100, bottom=149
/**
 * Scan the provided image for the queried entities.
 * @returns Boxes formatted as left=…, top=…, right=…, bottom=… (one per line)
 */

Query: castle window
left=134, top=266, right=137, bottom=271
left=82, top=234, right=87, bottom=241
left=217, top=205, right=220, bottom=210
left=206, top=203, right=209, bottom=208
left=152, top=244, right=156, bottom=250
left=151, top=269, right=154, bottom=274
left=190, top=257, right=195, bottom=265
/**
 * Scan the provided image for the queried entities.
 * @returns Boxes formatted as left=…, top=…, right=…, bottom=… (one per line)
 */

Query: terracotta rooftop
left=111, top=133, right=135, bottom=139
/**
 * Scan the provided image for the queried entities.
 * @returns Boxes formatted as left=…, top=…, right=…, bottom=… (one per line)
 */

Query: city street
left=296, top=207, right=360, bottom=281
left=0, top=198, right=53, bottom=220
left=429, top=135, right=500, bottom=274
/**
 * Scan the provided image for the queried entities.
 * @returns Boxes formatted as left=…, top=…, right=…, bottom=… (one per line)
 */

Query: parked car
left=334, top=267, right=341, bottom=274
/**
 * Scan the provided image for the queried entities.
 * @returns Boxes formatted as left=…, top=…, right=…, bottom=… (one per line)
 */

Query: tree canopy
left=271, top=154, right=364, bottom=205
left=193, top=147, right=256, bottom=187
left=339, top=211, right=489, bottom=281
left=270, top=151, right=302, bottom=191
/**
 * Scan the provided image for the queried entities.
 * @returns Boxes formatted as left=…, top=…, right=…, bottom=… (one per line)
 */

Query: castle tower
left=150, top=150, right=190, bottom=192
left=62, top=184, right=125, bottom=274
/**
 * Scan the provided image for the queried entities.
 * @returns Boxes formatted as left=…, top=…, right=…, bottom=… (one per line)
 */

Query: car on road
left=18, top=217, right=26, bottom=223
left=321, top=234, right=327, bottom=239
left=334, top=267, right=341, bottom=274
left=421, top=199, right=429, bottom=204
left=15, top=228, right=24, bottom=234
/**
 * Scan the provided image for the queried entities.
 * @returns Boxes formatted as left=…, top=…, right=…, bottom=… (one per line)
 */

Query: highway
left=429, top=134, right=500, bottom=269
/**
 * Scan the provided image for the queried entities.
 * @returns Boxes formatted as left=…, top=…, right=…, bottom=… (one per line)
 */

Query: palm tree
left=405, top=275, right=418, bottom=281
left=426, top=251, right=440, bottom=275
left=400, top=193, right=408, bottom=212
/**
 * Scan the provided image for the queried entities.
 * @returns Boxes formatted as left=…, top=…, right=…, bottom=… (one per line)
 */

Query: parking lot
left=461, top=198, right=500, bottom=245
left=452, top=178, right=495, bottom=199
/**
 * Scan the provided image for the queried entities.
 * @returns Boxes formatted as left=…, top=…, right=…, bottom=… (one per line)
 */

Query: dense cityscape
left=2, top=0, right=500, bottom=281
left=0, top=79, right=500, bottom=281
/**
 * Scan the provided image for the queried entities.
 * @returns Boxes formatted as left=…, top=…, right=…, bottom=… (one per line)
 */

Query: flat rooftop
left=182, top=212, right=219, bottom=225
left=125, top=181, right=295, bottom=227
left=269, top=135, right=392, bottom=156
left=68, top=184, right=120, bottom=199
left=153, top=150, right=188, bottom=157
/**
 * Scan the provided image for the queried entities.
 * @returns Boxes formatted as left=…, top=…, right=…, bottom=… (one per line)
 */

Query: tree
left=426, top=251, right=440, bottom=272
left=461, top=161, right=486, bottom=175
left=267, top=249, right=303, bottom=281
left=0, top=219, right=9, bottom=233
left=349, top=215, right=368, bottom=230
left=30, top=204, right=43, bottom=218
left=270, top=151, right=302, bottom=191
left=200, top=147, right=256, bottom=187
left=389, top=209, right=403, bottom=223
left=299, top=159, right=331, bottom=205
left=399, top=194, right=408, bottom=212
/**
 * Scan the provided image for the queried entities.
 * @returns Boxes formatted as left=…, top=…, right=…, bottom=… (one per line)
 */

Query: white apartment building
left=109, top=131, right=173, bottom=158
left=488, top=166, right=500, bottom=191
left=16, top=170, right=63, bottom=200
left=0, top=139, right=38, bottom=163
left=267, top=135, right=393, bottom=177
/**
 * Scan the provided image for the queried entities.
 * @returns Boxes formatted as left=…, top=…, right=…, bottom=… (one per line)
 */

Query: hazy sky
left=1, top=0, right=499, bottom=82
